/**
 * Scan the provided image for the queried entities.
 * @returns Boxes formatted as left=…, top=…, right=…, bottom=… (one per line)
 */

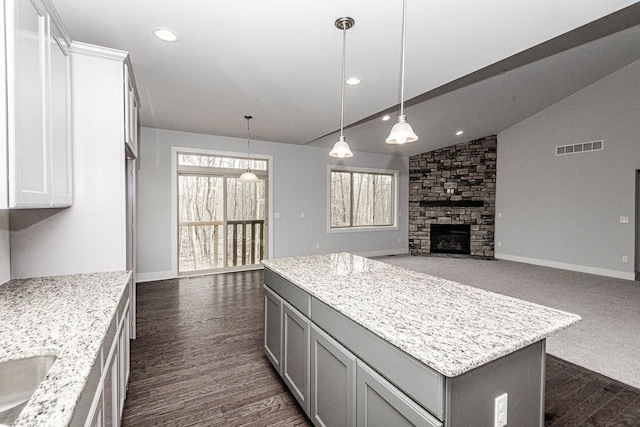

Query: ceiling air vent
left=556, top=140, right=603, bottom=156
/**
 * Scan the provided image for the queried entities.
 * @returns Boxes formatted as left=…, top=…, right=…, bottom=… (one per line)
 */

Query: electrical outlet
left=274, top=212, right=280, bottom=219
left=316, top=243, right=320, bottom=249
left=398, top=238, right=402, bottom=243
left=494, top=393, right=508, bottom=427
left=497, top=241, right=502, bottom=247
left=300, top=212, right=305, bottom=218
left=622, top=256, right=629, bottom=263
left=620, top=216, right=629, bottom=223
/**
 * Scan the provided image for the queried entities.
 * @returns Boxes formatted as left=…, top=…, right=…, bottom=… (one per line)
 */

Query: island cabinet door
left=356, top=361, right=442, bottom=427
left=282, top=301, right=311, bottom=415
left=263, top=285, right=283, bottom=373
left=310, top=324, right=356, bottom=427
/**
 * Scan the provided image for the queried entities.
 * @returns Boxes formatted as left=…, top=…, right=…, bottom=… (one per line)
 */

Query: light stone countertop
left=0, top=271, right=131, bottom=427
left=263, top=253, right=581, bottom=377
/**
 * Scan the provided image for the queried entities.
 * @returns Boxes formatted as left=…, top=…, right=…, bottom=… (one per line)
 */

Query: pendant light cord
left=340, top=26, right=347, bottom=135
left=244, top=115, right=252, bottom=171
left=246, top=117, right=251, bottom=159
left=400, top=0, right=407, bottom=117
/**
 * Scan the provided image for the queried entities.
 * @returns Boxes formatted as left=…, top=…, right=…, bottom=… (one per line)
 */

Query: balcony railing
left=228, top=220, right=265, bottom=266
left=178, top=219, right=265, bottom=272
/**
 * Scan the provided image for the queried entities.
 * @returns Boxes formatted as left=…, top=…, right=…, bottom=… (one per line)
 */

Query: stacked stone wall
left=409, top=136, right=496, bottom=257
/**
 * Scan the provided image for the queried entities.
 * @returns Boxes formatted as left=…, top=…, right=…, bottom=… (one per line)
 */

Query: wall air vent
left=556, top=140, right=603, bottom=156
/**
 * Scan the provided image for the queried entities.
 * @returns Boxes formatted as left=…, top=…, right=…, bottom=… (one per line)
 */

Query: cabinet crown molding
left=40, top=0, right=72, bottom=45
left=70, top=42, right=129, bottom=61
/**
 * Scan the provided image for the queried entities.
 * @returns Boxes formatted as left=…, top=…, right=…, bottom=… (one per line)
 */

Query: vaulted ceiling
left=52, top=0, right=640, bottom=156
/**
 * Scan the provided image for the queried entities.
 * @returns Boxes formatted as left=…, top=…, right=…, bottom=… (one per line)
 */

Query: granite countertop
left=0, top=271, right=131, bottom=427
left=263, top=253, right=581, bottom=377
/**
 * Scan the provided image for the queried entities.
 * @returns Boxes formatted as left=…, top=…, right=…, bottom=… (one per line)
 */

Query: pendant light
left=238, top=115, right=259, bottom=182
left=329, top=17, right=355, bottom=158
left=386, top=0, right=418, bottom=145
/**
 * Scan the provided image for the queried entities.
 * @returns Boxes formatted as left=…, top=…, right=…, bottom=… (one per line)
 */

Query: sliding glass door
left=178, top=153, right=267, bottom=275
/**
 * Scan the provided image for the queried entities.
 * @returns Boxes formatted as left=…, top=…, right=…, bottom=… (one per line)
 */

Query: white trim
left=70, top=41, right=128, bottom=61
left=170, top=146, right=274, bottom=277
left=326, top=165, right=400, bottom=234
left=136, top=270, right=175, bottom=283
left=179, top=264, right=263, bottom=278
left=329, top=225, right=399, bottom=233
left=355, top=248, right=409, bottom=258
left=495, top=253, right=635, bottom=281
left=41, top=0, right=71, bottom=45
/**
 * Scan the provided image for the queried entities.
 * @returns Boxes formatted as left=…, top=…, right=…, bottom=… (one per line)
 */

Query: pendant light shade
left=238, top=115, right=259, bottom=182
left=329, top=136, right=352, bottom=158
left=385, top=115, right=418, bottom=145
left=386, top=0, right=418, bottom=145
left=238, top=170, right=259, bottom=182
left=330, top=17, right=355, bottom=158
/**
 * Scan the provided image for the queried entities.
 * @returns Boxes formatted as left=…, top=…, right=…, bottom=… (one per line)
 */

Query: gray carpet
left=374, top=254, right=640, bottom=389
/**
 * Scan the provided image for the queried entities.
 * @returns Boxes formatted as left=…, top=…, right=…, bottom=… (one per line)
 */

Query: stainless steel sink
left=0, top=355, right=57, bottom=426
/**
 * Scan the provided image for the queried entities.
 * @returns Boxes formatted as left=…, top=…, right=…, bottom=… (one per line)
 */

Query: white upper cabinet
left=0, top=0, right=72, bottom=208
left=49, top=23, right=72, bottom=206
left=123, top=62, right=139, bottom=159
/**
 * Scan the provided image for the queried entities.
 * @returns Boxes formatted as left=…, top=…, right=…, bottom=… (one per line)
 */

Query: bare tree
left=178, top=155, right=266, bottom=273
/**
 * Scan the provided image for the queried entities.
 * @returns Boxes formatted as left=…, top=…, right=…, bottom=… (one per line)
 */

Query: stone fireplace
left=430, top=224, right=471, bottom=255
left=409, top=136, right=496, bottom=258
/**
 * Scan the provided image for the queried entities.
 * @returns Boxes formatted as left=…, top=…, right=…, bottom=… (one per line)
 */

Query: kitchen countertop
left=263, top=253, right=581, bottom=377
left=0, top=271, right=131, bottom=427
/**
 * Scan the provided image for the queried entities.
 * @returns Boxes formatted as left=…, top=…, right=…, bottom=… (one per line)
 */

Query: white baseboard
left=135, top=250, right=403, bottom=282
left=495, top=253, right=635, bottom=281
left=135, top=270, right=174, bottom=283
left=355, top=248, right=409, bottom=258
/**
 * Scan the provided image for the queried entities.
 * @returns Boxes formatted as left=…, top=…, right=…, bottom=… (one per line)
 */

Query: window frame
left=327, top=165, right=399, bottom=233
left=170, top=146, right=273, bottom=279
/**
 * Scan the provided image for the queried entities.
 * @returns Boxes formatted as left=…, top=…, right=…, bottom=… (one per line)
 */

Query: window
left=329, top=167, right=398, bottom=230
left=178, top=153, right=267, bottom=170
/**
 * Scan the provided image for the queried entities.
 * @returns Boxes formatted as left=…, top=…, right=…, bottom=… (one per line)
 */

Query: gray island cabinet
left=262, top=253, right=580, bottom=427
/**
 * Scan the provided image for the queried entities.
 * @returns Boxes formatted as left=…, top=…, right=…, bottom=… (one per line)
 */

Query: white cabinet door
left=7, top=0, right=49, bottom=207
left=1, top=0, right=72, bottom=208
left=48, top=25, right=72, bottom=206
left=123, top=63, right=138, bottom=159
left=103, top=338, right=120, bottom=427
left=87, top=387, right=104, bottom=427
left=118, top=308, right=130, bottom=419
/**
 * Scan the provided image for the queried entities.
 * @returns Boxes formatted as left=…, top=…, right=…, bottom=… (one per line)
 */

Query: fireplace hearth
left=430, top=224, right=471, bottom=255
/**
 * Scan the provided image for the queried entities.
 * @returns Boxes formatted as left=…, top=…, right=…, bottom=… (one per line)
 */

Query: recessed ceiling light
left=456, top=130, right=464, bottom=136
left=382, top=115, right=391, bottom=121
left=345, top=77, right=361, bottom=86
left=152, top=27, right=180, bottom=43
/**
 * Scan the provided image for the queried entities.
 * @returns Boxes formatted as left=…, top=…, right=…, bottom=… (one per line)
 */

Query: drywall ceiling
left=51, top=0, right=640, bottom=156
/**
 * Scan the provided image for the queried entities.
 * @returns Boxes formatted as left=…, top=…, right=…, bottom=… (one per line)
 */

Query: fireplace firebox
left=430, top=224, right=471, bottom=255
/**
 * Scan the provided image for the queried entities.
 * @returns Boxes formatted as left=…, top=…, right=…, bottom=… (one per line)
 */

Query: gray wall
left=136, top=127, right=409, bottom=282
left=495, top=59, right=640, bottom=280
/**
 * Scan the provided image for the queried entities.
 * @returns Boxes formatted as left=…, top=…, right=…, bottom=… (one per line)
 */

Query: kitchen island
left=262, top=253, right=580, bottom=427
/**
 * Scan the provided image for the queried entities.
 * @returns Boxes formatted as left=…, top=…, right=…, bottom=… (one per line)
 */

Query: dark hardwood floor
left=122, top=271, right=640, bottom=427
left=545, top=358, right=640, bottom=426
